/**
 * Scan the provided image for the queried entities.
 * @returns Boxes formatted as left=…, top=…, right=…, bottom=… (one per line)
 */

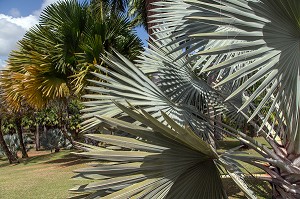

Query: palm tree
left=91, top=0, right=129, bottom=14
left=4, top=0, right=143, bottom=108
left=2, top=0, right=142, bottom=148
left=71, top=0, right=300, bottom=198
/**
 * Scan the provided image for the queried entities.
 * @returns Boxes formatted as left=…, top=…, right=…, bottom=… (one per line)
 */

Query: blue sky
left=0, top=0, right=148, bottom=67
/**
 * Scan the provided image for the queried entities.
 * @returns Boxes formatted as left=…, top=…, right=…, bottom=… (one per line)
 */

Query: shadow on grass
left=0, top=156, right=10, bottom=168
left=21, top=152, right=58, bottom=165
left=217, top=139, right=243, bottom=150
left=0, top=150, right=91, bottom=168
left=44, top=153, right=91, bottom=167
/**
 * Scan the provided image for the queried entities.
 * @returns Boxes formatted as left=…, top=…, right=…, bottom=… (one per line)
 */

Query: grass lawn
left=0, top=150, right=93, bottom=199
left=219, top=136, right=272, bottom=198
left=0, top=137, right=271, bottom=199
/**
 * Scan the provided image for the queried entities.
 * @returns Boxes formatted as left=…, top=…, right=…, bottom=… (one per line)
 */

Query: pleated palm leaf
left=81, top=50, right=213, bottom=140
left=151, top=0, right=300, bottom=197
left=71, top=103, right=227, bottom=199
left=79, top=50, right=260, bottom=197
left=136, top=30, right=223, bottom=113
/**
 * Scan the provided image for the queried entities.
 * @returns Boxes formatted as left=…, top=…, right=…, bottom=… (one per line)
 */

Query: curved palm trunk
left=0, top=123, right=18, bottom=164
left=16, top=119, right=28, bottom=158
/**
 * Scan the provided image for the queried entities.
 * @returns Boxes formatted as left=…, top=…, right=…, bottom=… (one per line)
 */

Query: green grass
left=224, top=178, right=271, bottom=199
left=218, top=136, right=271, bottom=173
left=0, top=150, right=93, bottom=199
left=0, top=137, right=272, bottom=199
left=218, top=136, right=272, bottom=198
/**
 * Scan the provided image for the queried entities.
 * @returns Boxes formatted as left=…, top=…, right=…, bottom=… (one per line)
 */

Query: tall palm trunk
left=0, top=120, right=18, bottom=164
left=59, top=100, right=75, bottom=146
left=16, top=118, right=28, bottom=158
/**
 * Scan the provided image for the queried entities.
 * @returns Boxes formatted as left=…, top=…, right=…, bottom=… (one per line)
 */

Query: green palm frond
left=40, top=0, right=89, bottom=73
left=74, top=12, right=143, bottom=94
left=81, top=50, right=211, bottom=139
left=128, top=0, right=148, bottom=30
left=6, top=24, right=71, bottom=109
left=71, top=104, right=227, bottom=199
left=153, top=0, right=300, bottom=153
left=90, top=0, right=129, bottom=15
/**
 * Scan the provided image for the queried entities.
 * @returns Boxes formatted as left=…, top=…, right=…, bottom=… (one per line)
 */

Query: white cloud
left=0, top=14, right=38, bottom=30
left=0, top=14, right=38, bottom=57
left=0, top=0, right=59, bottom=65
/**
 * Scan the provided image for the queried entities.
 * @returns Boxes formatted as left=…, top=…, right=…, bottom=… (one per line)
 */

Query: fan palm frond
left=137, top=29, right=224, bottom=113
left=153, top=0, right=300, bottom=153
left=71, top=104, right=227, bottom=199
left=81, top=50, right=212, bottom=139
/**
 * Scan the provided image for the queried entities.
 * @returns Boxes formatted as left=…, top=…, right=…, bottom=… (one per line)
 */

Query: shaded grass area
left=219, top=136, right=272, bottom=198
left=0, top=137, right=272, bottom=199
left=224, top=178, right=271, bottom=199
left=218, top=136, right=271, bottom=174
left=0, top=150, right=93, bottom=199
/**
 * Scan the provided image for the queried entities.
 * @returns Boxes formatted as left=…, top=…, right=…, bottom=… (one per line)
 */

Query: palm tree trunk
left=59, top=99, right=75, bottom=146
left=62, top=124, right=74, bottom=146
left=35, top=124, right=40, bottom=151
left=16, top=119, right=28, bottom=158
left=0, top=121, right=18, bottom=164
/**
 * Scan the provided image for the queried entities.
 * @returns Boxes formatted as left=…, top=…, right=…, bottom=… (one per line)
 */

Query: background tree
left=4, top=0, right=143, bottom=109
left=0, top=0, right=143, bottom=149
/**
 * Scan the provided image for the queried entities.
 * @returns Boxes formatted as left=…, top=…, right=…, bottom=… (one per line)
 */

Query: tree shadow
left=217, top=139, right=243, bottom=150
left=0, top=156, right=10, bottom=168
left=1, top=150, right=92, bottom=167
left=44, top=153, right=92, bottom=167
left=21, top=152, right=58, bottom=165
